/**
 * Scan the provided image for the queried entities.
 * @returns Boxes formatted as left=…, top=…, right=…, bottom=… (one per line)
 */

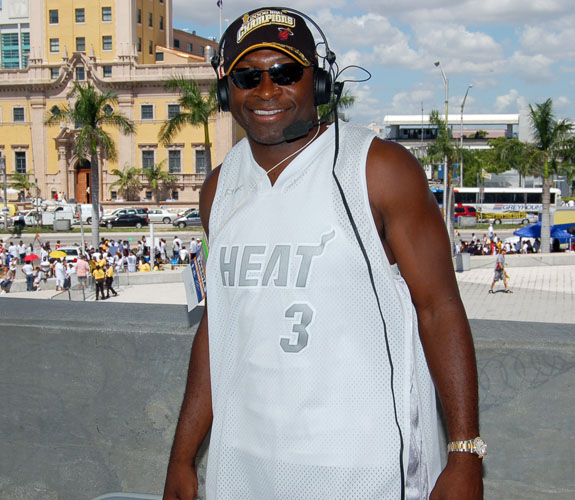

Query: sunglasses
left=229, top=63, right=305, bottom=90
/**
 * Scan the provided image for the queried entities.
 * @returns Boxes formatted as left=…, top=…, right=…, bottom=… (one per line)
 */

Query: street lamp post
left=460, top=84, right=472, bottom=187
left=434, top=61, right=450, bottom=229
left=0, top=156, right=8, bottom=231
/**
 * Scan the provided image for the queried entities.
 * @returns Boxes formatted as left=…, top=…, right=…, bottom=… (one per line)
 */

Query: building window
left=148, top=12, right=153, bottom=28
left=21, top=32, right=30, bottom=68
left=168, top=104, right=180, bottom=119
left=155, top=52, right=164, bottom=61
left=141, top=105, right=154, bottom=120
left=103, top=104, right=113, bottom=115
left=169, top=150, right=181, bottom=173
left=145, top=191, right=152, bottom=200
left=49, top=38, right=59, bottom=53
left=148, top=40, right=153, bottom=55
left=15, top=152, right=26, bottom=173
left=102, top=36, right=112, bottom=51
left=111, top=190, right=117, bottom=200
left=160, top=15, right=164, bottom=30
left=13, top=107, right=25, bottom=122
left=49, top=9, right=59, bottom=24
left=76, top=66, right=85, bottom=80
left=103, top=65, right=112, bottom=78
left=200, top=46, right=205, bottom=56
left=142, top=151, right=155, bottom=170
left=75, top=8, right=85, bottom=23
left=102, top=7, right=112, bottom=22
left=174, top=38, right=180, bottom=49
left=195, top=150, right=206, bottom=174
left=50, top=67, right=59, bottom=79
left=188, top=42, right=193, bottom=52
left=137, top=38, right=142, bottom=52
left=171, top=191, right=179, bottom=200
left=1, top=33, right=20, bottom=69
left=137, top=9, right=142, bottom=24
left=76, top=37, right=86, bottom=52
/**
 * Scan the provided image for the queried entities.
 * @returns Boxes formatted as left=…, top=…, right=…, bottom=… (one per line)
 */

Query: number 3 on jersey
left=281, top=303, right=313, bottom=353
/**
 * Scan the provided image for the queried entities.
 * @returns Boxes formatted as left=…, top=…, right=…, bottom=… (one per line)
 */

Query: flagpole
left=219, top=2, right=222, bottom=39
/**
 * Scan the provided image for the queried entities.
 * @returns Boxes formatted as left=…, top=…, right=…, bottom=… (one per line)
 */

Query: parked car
left=172, top=210, right=201, bottom=228
left=101, top=213, right=149, bottom=229
left=454, top=205, right=477, bottom=220
left=147, top=208, right=178, bottom=224
left=101, top=207, right=148, bottom=223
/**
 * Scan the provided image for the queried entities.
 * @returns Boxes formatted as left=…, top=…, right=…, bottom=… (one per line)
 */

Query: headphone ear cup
left=217, top=77, right=230, bottom=112
left=314, top=67, right=332, bottom=106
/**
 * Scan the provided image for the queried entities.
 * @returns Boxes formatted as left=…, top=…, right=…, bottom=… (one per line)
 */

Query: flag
left=217, top=0, right=222, bottom=7
left=482, top=168, right=492, bottom=180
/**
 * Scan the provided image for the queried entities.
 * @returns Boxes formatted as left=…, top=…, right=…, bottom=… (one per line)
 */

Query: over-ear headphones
left=211, top=7, right=335, bottom=112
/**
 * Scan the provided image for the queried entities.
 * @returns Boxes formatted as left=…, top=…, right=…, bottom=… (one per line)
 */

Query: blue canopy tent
left=514, top=222, right=575, bottom=244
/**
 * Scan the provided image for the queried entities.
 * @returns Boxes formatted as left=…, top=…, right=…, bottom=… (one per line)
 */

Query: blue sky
left=173, top=0, right=575, bottom=127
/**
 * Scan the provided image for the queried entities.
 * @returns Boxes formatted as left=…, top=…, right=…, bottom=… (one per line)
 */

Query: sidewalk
left=3, top=263, right=573, bottom=325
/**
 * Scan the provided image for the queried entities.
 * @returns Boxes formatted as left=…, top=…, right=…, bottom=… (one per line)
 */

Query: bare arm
left=163, top=167, right=221, bottom=500
left=366, top=140, right=483, bottom=499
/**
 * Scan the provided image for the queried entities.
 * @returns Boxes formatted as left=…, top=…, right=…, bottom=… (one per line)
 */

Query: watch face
left=474, top=437, right=487, bottom=457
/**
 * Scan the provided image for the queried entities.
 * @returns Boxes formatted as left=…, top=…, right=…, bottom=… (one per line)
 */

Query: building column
left=29, top=94, right=47, bottom=198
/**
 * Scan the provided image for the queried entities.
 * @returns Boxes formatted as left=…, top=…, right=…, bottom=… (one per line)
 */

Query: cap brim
left=225, top=43, right=312, bottom=74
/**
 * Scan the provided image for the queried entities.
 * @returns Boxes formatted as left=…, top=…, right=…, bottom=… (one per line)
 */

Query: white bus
left=431, top=187, right=561, bottom=213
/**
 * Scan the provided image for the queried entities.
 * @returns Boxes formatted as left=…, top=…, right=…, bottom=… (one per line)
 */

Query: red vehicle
left=454, top=205, right=477, bottom=220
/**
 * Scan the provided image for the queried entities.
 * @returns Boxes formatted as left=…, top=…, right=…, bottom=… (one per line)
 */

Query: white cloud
left=508, top=52, right=555, bottom=82
left=519, top=22, right=575, bottom=61
left=494, top=89, right=529, bottom=112
left=555, top=96, right=571, bottom=107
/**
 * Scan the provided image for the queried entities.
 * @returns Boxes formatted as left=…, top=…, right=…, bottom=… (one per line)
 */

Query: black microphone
left=282, top=81, right=345, bottom=142
left=282, top=120, right=318, bottom=142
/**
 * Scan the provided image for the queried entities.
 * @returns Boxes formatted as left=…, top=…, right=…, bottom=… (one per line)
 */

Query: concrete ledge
left=0, top=302, right=573, bottom=500
left=462, top=252, right=575, bottom=270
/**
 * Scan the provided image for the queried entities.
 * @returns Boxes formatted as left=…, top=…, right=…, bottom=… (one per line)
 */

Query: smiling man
left=163, top=7, right=484, bottom=500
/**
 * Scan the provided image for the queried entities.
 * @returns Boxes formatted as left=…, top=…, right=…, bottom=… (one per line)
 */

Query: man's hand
left=162, top=459, right=198, bottom=500
left=430, top=453, right=483, bottom=500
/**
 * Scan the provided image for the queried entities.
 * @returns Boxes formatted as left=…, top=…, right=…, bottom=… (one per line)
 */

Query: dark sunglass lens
left=269, top=64, right=304, bottom=85
left=230, top=68, right=262, bottom=89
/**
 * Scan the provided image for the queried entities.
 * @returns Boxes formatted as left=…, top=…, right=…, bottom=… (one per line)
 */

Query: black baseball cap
left=215, top=8, right=318, bottom=77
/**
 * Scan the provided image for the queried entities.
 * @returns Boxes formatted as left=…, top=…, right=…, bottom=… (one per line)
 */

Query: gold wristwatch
left=447, top=436, right=487, bottom=458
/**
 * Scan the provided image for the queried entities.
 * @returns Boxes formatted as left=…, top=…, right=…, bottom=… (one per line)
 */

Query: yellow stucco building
left=0, top=0, right=237, bottom=208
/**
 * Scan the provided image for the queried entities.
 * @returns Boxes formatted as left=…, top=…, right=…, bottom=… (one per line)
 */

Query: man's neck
left=249, top=123, right=328, bottom=182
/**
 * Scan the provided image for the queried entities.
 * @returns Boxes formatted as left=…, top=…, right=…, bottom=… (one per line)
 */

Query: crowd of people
left=0, top=234, right=202, bottom=295
left=454, top=230, right=542, bottom=256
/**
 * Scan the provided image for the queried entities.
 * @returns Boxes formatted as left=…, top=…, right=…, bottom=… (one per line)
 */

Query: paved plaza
left=4, top=258, right=574, bottom=326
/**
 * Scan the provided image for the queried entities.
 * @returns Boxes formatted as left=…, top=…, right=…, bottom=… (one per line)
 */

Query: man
left=489, top=248, right=511, bottom=294
left=76, top=255, right=90, bottom=289
left=21, top=260, right=34, bottom=291
left=104, top=263, right=118, bottom=298
left=92, top=264, right=106, bottom=300
left=164, top=8, right=483, bottom=500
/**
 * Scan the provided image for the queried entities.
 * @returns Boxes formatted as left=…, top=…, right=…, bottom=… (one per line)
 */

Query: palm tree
left=109, top=163, right=143, bottom=201
left=142, top=160, right=177, bottom=203
left=10, top=172, right=35, bottom=199
left=318, top=88, right=356, bottom=121
left=487, top=137, right=533, bottom=186
left=159, top=77, right=218, bottom=174
left=46, top=82, right=135, bottom=248
left=528, top=99, right=573, bottom=252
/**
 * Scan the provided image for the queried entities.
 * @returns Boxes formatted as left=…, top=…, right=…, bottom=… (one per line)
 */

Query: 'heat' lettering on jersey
left=219, top=230, right=335, bottom=288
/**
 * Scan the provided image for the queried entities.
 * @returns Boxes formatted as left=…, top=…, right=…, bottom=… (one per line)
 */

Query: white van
left=77, top=204, right=103, bottom=224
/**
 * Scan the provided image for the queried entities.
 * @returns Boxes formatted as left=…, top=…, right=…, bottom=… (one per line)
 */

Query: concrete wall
left=0, top=300, right=573, bottom=499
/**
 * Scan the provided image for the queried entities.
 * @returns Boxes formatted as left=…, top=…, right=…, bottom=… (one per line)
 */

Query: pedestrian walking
left=489, top=248, right=512, bottom=293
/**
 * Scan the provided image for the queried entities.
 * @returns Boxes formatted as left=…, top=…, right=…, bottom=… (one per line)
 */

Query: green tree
left=487, top=137, right=533, bottom=186
left=46, top=82, right=135, bottom=248
left=109, top=163, right=143, bottom=201
left=142, top=160, right=177, bottom=203
left=159, top=77, right=218, bottom=174
left=528, top=98, right=573, bottom=252
left=10, top=172, right=36, bottom=199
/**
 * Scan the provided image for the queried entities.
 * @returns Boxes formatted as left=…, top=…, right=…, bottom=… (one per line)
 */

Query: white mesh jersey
left=206, top=122, right=441, bottom=499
